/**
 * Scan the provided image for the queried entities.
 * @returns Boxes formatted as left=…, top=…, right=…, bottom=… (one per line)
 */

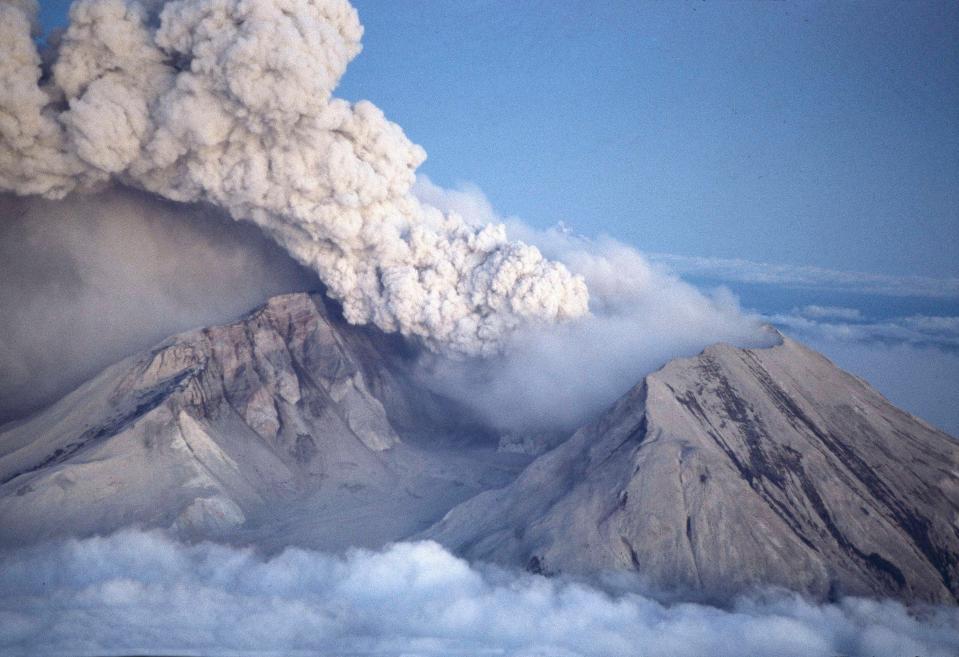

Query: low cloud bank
left=772, top=306, right=959, bottom=351
left=649, top=253, right=959, bottom=299
left=761, top=305, right=959, bottom=436
left=1, top=531, right=957, bottom=657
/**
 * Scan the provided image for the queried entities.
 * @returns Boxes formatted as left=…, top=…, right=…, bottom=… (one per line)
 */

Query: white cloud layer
left=650, top=253, right=959, bottom=299
left=1, top=530, right=957, bottom=657
left=797, top=305, right=864, bottom=321
left=771, top=310, right=959, bottom=351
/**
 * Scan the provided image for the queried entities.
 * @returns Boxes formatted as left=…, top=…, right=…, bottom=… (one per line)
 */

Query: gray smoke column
left=0, top=0, right=588, bottom=356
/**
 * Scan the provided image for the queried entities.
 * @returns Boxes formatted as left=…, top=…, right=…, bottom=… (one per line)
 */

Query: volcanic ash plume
left=0, top=0, right=588, bottom=356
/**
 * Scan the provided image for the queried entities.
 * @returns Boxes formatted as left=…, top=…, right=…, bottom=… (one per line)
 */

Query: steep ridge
left=4, top=296, right=957, bottom=605
left=0, top=293, right=521, bottom=549
left=424, top=336, right=959, bottom=603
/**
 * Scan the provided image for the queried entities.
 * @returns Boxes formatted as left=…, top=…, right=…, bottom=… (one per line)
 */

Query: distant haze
left=0, top=189, right=316, bottom=423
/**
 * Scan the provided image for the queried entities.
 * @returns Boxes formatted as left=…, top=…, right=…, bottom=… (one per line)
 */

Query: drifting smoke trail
left=0, top=0, right=587, bottom=356
left=411, top=178, right=771, bottom=433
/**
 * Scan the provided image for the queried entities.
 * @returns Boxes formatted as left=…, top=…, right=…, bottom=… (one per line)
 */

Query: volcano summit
left=1, top=292, right=956, bottom=604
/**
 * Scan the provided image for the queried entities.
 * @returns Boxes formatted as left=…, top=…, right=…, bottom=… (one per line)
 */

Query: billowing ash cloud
left=0, top=0, right=587, bottom=357
left=1, top=530, right=957, bottom=657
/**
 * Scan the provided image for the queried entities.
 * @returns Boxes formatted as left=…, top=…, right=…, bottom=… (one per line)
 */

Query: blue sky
left=40, top=1, right=958, bottom=278
left=338, top=0, right=958, bottom=279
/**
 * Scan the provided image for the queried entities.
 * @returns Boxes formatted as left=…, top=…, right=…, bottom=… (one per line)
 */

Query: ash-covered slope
left=3, top=297, right=957, bottom=605
left=424, top=335, right=959, bottom=604
left=0, top=292, right=521, bottom=550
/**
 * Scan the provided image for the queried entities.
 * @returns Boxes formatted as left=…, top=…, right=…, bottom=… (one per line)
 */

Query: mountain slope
left=3, top=294, right=957, bottom=605
left=424, top=335, right=959, bottom=603
left=0, top=292, right=522, bottom=550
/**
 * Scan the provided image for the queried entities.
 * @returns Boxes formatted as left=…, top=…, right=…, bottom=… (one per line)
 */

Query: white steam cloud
left=412, top=178, right=771, bottom=433
left=1, top=530, right=957, bottom=657
left=0, top=0, right=587, bottom=357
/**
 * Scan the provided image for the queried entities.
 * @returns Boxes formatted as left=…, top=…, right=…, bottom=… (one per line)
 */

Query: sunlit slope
left=426, top=336, right=959, bottom=603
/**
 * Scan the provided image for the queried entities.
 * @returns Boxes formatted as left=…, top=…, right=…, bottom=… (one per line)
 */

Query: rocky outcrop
left=424, top=336, right=959, bottom=604
left=0, top=293, right=512, bottom=549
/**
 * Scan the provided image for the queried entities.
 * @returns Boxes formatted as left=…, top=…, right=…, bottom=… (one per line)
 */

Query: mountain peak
left=425, top=335, right=959, bottom=603
left=2, top=293, right=956, bottom=603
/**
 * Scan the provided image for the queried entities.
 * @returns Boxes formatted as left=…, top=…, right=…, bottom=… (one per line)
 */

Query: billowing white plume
left=0, top=0, right=588, bottom=356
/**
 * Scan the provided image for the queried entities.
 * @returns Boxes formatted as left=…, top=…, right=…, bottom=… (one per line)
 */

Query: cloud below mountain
left=1, top=530, right=957, bottom=657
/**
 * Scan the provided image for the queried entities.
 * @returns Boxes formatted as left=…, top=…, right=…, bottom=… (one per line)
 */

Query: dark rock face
left=424, top=337, right=959, bottom=604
